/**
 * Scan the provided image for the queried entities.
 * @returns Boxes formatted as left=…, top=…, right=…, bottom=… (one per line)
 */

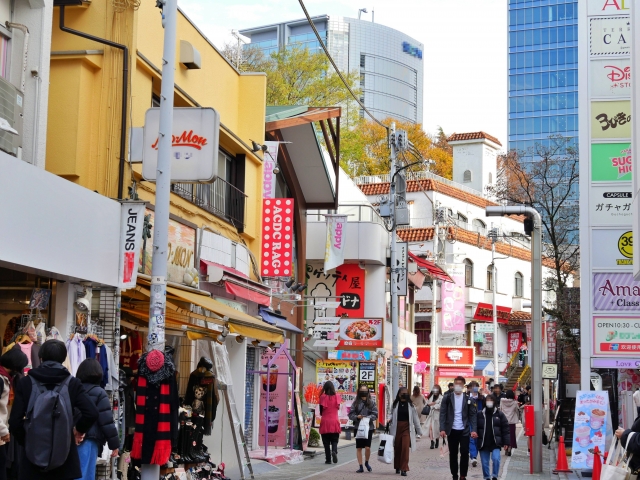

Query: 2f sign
left=588, top=0, right=631, bottom=16
left=360, top=369, right=374, bottom=381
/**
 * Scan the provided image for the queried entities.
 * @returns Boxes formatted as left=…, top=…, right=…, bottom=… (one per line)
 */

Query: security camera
left=74, top=297, right=90, bottom=313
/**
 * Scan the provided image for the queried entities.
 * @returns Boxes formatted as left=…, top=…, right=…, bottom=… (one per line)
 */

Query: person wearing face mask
left=348, top=384, right=378, bottom=473
left=491, top=384, right=506, bottom=409
left=410, top=386, right=427, bottom=437
left=388, top=387, right=422, bottom=476
left=439, top=376, right=478, bottom=480
left=467, top=382, right=485, bottom=468
left=476, top=394, right=510, bottom=480
left=499, top=390, right=519, bottom=456
left=424, top=385, right=443, bottom=449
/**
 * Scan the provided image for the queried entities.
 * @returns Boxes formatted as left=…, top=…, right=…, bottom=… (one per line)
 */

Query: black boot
left=435, top=439, right=439, bottom=448
left=430, top=440, right=435, bottom=449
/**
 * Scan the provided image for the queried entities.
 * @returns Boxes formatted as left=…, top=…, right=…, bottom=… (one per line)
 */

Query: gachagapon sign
left=593, top=273, right=640, bottom=311
left=588, top=185, right=632, bottom=225
left=591, top=143, right=632, bottom=181
left=590, top=59, right=631, bottom=97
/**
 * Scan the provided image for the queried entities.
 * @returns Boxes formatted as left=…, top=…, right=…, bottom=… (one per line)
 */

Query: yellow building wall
left=46, top=1, right=267, bottom=278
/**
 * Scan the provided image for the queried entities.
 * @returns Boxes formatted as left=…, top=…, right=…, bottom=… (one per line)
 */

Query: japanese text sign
left=546, top=322, right=557, bottom=363
left=338, top=318, right=383, bottom=349
left=260, top=198, right=294, bottom=277
left=588, top=185, right=632, bottom=225
left=571, top=391, right=610, bottom=469
left=508, top=332, right=522, bottom=354
left=591, top=101, right=632, bottom=139
left=441, top=264, right=466, bottom=333
left=336, top=264, right=365, bottom=317
left=593, top=316, right=640, bottom=354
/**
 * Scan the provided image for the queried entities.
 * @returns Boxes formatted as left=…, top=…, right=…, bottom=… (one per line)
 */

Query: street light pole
left=490, top=229, right=499, bottom=393
left=429, top=219, right=439, bottom=391
left=486, top=205, right=542, bottom=473
left=389, top=123, right=399, bottom=402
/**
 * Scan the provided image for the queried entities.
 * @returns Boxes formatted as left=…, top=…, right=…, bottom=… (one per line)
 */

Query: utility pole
left=389, top=122, right=399, bottom=401
left=490, top=226, right=499, bottom=392
left=429, top=215, right=439, bottom=391
left=142, top=1, right=177, bottom=476
left=231, top=30, right=246, bottom=70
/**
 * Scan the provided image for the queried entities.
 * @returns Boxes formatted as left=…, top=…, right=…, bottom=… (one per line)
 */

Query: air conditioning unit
left=0, top=76, right=23, bottom=158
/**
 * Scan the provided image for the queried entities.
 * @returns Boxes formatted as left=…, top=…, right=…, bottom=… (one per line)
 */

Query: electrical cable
left=297, top=0, right=389, bottom=132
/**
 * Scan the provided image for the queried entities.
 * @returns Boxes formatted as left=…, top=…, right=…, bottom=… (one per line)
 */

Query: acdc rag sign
left=260, top=198, right=294, bottom=277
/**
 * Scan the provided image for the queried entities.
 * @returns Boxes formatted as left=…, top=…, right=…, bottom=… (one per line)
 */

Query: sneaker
left=365, top=461, right=372, bottom=472
left=416, top=435, right=421, bottom=439
left=472, top=459, right=478, bottom=467
left=356, top=465, right=364, bottom=473
left=332, top=452, right=338, bottom=463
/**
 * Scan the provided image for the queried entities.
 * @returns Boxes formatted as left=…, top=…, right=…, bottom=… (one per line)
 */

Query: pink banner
left=508, top=332, right=522, bottom=354
left=258, top=342, right=289, bottom=447
left=440, top=264, right=465, bottom=333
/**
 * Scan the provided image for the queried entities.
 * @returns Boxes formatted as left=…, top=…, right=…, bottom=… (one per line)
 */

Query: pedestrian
left=348, top=384, right=378, bottom=473
left=446, top=383, right=454, bottom=396
left=468, top=381, right=485, bottom=468
left=424, top=385, right=443, bottom=449
left=0, top=348, right=28, bottom=480
left=319, top=380, right=341, bottom=465
left=477, top=394, right=510, bottom=480
left=389, top=387, right=422, bottom=477
left=439, top=376, right=478, bottom=480
left=615, top=417, right=640, bottom=475
left=8, top=339, right=98, bottom=480
left=499, top=390, right=519, bottom=456
left=633, top=387, right=640, bottom=418
left=411, top=386, right=427, bottom=436
left=491, top=384, right=505, bottom=409
left=75, top=359, right=120, bottom=480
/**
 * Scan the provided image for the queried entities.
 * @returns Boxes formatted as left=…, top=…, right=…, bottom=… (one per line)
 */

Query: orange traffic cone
left=553, top=436, right=573, bottom=473
left=592, top=446, right=602, bottom=480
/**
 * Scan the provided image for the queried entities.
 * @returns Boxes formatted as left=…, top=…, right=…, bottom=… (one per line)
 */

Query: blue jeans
left=76, top=438, right=99, bottom=480
left=480, top=448, right=501, bottom=479
left=469, top=437, right=478, bottom=459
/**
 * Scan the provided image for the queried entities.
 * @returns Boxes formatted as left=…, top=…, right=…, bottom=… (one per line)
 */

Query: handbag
left=378, top=433, right=394, bottom=464
left=602, top=433, right=635, bottom=480
left=356, top=417, right=370, bottom=439
left=422, top=405, right=431, bottom=416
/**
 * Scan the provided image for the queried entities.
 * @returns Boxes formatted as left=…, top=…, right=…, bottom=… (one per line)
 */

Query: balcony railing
left=307, top=204, right=386, bottom=227
left=172, top=178, right=247, bottom=231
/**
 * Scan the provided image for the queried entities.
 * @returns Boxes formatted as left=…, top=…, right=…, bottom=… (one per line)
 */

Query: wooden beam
left=327, top=118, right=338, bottom=146
left=334, top=116, right=340, bottom=210
left=265, top=107, right=341, bottom=131
left=319, top=120, right=336, bottom=167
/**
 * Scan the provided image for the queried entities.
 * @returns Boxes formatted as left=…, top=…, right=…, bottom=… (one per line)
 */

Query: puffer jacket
left=348, top=397, right=378, bottom=429
left=82, top=382, right=120, bottom=450
left=477, top=407, right=510, bottom=450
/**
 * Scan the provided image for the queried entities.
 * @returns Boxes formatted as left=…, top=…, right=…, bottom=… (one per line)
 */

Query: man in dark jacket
left=440, top=376, right=478, bottom=480
left=8, top=339, right=98, bottom=480
left=477, top=394, right=510, bottom=480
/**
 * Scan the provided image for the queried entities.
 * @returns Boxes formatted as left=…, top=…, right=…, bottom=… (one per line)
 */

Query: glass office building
left=508, top=1, right=578, bottom=156
left=240, top=15, right=424, bottom=124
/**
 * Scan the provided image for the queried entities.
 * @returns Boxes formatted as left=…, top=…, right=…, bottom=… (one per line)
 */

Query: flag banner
left=324, top=215, right=347, bottom=272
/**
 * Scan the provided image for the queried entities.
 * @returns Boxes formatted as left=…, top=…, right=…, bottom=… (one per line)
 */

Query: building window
left=463, top=170, right=472, bottom=182
left=360, top=73, right=365, bottom=86
left=151, top=93, right=161, bottom=108
left=360, top=54, right=366, bottom=68
left=457, top=213, right=467, bottom=223
left=514, top=272, right=523, bottom=297
left=487, top=265, right=496, bottom=291
left=464, top=259, right=473, bottom=287
left=472, top=219, right=486, bottom=235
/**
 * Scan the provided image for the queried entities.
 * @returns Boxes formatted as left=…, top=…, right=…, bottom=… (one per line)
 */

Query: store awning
left=225, top=282, right=270, bottom=306
left=473, top=303, right=511, bottom=324
left=408, top=252, right=453, bottom=283
left=164, top=285, right=284, bottom=344
left=259, top=307, right=304, bottom=334
left=474, top=359, right=492, bottom=372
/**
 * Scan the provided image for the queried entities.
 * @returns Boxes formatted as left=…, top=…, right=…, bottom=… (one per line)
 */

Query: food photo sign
left=338, top=318, right=383, bottom=349
left=570, top=391, right=611, bottom=469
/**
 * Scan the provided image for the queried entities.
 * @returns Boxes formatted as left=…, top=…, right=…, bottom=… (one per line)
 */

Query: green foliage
left=308, top=427, right=321, bottom=447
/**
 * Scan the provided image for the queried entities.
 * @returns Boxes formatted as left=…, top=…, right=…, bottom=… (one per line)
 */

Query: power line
left=297, top=0, right=389, bottom=132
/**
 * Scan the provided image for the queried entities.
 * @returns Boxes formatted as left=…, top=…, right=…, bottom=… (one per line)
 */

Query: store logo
left=618, top=231, right=633, bottom=264
left=595, top=111, right=631, bottom=132
left=151, top=130, right=208, bottom=150
left=606, top=65, right=631, bottom=83
left=609, top=148, right=632, bottom=178
left=446, top=349, right=463, bottom=363
left=402, top=41, right=423, bottom=60
left=599, top=0, right=630, bottom=12
left=602, top=191, right=632, bottom=199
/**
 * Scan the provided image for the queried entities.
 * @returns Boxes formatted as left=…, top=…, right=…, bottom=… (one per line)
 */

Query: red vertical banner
left=508, top=332, right=522, bottom=354
left=546, top=322, right=557, bottom=363
left=336, top=264, right=365, bottom=317
left=526, top=323, right=532, bottom=345
left=258, top=341, right=289, bottom=447
left=260, top=198, right=294, bottom=277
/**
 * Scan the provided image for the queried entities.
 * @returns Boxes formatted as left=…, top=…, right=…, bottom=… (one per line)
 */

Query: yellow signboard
left=591, top=101, right=631, bottom=139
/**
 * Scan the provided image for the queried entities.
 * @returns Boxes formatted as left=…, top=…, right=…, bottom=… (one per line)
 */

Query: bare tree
left=219, top=41, right=270, bottom=72
left=486, top=136, right=580, bottom=361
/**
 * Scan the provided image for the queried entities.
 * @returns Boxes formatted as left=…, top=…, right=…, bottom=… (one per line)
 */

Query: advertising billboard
left=260, top=198, right=294, bottom=277
left=591, top=101, right=632, bottom=139
left=591, top=229, right=633, bottom=268
left=593, top=272, right=640, bottom=311
left=591, top=143, right=632, bottom=181
left=588, top=185, right=632, bottom=225
left=589, top=16, right=631, bottom=56
left=440, top=264, right=466, bottom=334
left=592, top=316, right=640, bottom=355
left=590, top=59, right=631, bottom=97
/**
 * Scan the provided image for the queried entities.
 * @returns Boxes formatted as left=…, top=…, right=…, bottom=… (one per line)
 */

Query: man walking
left=440, top=376, right=478, bottom=480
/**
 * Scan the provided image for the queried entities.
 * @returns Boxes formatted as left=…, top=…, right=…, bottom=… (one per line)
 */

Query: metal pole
left=390, top=122, right=399, bottom=401
left=142, top=1, right=176, bottom=476
left=429, top=221, right=439, bottom=391
left=492, top=238, right=499, bottom=391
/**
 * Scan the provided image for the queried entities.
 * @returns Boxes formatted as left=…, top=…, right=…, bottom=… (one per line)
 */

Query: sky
left=179, top=0, right=508, bottom=150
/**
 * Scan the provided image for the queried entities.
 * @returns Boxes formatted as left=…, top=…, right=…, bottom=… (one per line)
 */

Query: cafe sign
left=437, top=346, right=474, bottom=368
left=592, top=316, right=640, bottom=355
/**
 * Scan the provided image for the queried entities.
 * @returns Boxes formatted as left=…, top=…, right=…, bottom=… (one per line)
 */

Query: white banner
left=263, top=141, right=279, bottom=199
left=589, top=17, right=631, bottom=56
left=587, top=0, right=631, bottom=17
left=118, top=201, right=146, bottom=289
left=324, top=215, right=347, bottom=272
left=590, top=58, right=631, bottom=97
left=588, top=185, right=632, bottom=225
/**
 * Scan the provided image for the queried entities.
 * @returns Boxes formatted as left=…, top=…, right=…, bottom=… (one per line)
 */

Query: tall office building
left=508, top=1, right=578, bottom=158
left=240, top=15, right=424, bottom=124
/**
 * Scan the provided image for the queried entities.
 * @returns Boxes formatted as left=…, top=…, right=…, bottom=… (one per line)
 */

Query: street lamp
left=486, top=205, right=543, bottom=474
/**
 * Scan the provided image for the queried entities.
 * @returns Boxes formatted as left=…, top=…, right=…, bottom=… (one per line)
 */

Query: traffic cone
left=592, top=446, right=602, bottom=480
left=553, top=436, right=573, bottom=473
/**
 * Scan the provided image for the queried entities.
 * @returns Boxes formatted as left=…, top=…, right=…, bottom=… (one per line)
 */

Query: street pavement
left=249, top=426, right=578, bottom=480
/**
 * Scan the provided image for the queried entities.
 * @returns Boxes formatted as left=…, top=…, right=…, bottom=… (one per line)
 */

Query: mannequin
left=184, top=357, right=219, bottom=435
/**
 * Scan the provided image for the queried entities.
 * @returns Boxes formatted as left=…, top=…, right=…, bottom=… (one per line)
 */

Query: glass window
left=510, top=75, right=517, bottom=91
left=533, top=7, right=541, bottom=23
left=558, top=93, right=567, bottom=109
left=509, top=31, right=517, bottom=47
left=558, top=70, right=566, bottom=87
left=517, top=30, right=525, bottom=47
left=525, top=74, right=534, bottom=90
left=525, top=118, right=533, bottom=134
left=534, top=29, right=541, bottom=45
left=525, top=30, right=533, bottom=46
left=558, top=48, right=565, bottom=65
left=509, top=53, right=517, bottom=69
left=517, top=119, right=525, bottom=135
left=565, top=3, right=574, bottom=20
left=550, top=71, right=557, bottom=87
left=542, top=116, right=549, bottom=133
left=567, top=115, right=575, bottom=132
left=517, top=74, right=525, bottom=90
left=517, top=96, right=525, bottom=112
left=510, top=10, right=517, bottom=26
left=514, top=272, right=524, bottom=297
left=550, top=49, right=557, bottom=66
left=541, top=50, right=549, bottom=67
left=566, top=25, right=574, bottom=42
left=465, top=259, right=474, bottom=287
left=509, top=97, right=517, bottom=113
left=534, top=117, right=541, bottom=134
left=550, top=27, right=557, bottom=44
left=525, top=51, right=533, bottom=66
left=558, top=4, right=566, bottom=20
left=550, top=94, right=557, bottom=110
left=509, top=119, right=517, bottom=135
left=541, top=94, right=549, bottom=111
left=533, top=51, right=541, bottom=67
left=550, top=116, right=558, bottom=133
left=534, top=95, right=541, bottom=111
left=534, top=73, right=542, bottom=89
left=524, top=96, right=533, bottom=112
left=541, top=28, right=549, bottom=45
left=558, top=26, right=565, bottom=43
left=525, top=8, right=533, bottom=24
left=517, top=9, right=525, bottom=25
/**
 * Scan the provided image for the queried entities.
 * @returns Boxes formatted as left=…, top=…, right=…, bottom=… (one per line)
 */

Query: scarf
left=137, top=350, right=175, bottom=385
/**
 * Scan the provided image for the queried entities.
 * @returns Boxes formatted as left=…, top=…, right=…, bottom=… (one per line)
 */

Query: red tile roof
left=447, top=131, right=502, bottom=146
left=397, top=227, right=435, bottom=242
left=511, top=311, right=532, bottom=321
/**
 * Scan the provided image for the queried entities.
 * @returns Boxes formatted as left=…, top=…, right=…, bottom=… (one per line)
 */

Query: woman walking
left=424, top=384, right=443, bottom=449
left=499, top=390, right=519, bottom=456
left=0, top=348, right=28, bottom=480
left=389, top=387, right=422, bottom=476
left=348, top=384, right=378, bottom=473
left=75, top=359, right=120, bottom=480
left=410, top=386, right=427, bottom=437
left=476, top=394, right=510, bottom=480
left=319, top=381, right=341, bottom=464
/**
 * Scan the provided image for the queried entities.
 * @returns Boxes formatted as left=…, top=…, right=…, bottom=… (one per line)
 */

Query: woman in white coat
left=389, top=387, right=422, bottom=476
left=424, top=384, right=443, bottom=449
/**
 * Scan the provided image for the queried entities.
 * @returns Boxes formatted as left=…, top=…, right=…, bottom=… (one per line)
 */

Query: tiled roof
left=511, top=310, right=532, bottom=320
left=447, top=131, right=502, bottom=146
left=397, top=227, right=435, bottom=242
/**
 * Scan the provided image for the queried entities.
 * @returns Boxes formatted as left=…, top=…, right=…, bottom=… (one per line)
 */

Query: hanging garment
left=2, top=317, right=18, bottom=348
left=46, top=326, right=62, bottom=341
left=98, top=345, right=109, bottom=388
left=34, top=322, right=46, bottom=345
left=18, top=342, right=33, bottom=373
left=184, top=365, right=218, bottom=436
left=84, top=337, right=98, bottom=359
left=31, top=343, right=41, bottom=370
left=66, top=335, right=86, bottom=376
left=103, top=344, right=120, bottom=392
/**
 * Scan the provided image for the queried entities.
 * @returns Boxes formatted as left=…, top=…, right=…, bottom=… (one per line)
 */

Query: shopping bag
left=440, top=441, right=449, bottom=458
left=602, top=434, right=635, bottom=480
left=378, top=433, right=394, bottom=464
left=355, top=417, right=370, bottom=439
left=421, top=405, right=431, bottom=416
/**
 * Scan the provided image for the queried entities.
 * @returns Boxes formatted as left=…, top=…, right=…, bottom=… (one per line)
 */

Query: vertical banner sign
left=260, top=198, right=294, bottom=277
left=263, top=141, right=279, bottom=199
left=526, top=323, right=532, bottom=345
left=118, top=202, right=145, bottom=288
left=336, top=264, right=366, bottom=317
left=395, top=242, right=408, bottom=296
left=546, top=322, right=557, bottom=363
left=324, top=215, right=347, bottom=272
left=508, top=332, right=522, bottom=354
left=258, top=342, right=289, bottom=447
left=440, top=264, right=466, bottom=333
left=359, top=361, right=376, bottom=391
left=570, top=391, right=609, bottom=469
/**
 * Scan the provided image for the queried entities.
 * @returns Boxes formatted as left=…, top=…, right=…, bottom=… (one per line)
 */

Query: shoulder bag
left=602, top=432, right=636, bottom=480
